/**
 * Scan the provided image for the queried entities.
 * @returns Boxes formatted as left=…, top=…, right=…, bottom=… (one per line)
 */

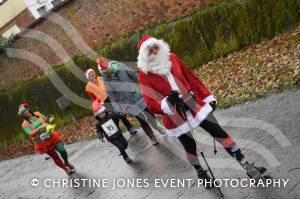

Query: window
left=37, top=5, right=48, bottom=16
left=51, top=0, right=63, bottom=7
left=2, top=25, right=20, bottom=38
left=0, top=0, right=7, bottom=6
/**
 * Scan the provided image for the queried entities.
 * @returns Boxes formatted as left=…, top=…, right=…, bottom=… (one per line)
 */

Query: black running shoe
left=245, top=162, right=267, bottom=179
left=197, top=169, right=214, bottom=189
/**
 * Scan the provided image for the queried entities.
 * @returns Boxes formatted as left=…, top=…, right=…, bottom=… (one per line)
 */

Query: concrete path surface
left=0, top=89, right=299, bottom=199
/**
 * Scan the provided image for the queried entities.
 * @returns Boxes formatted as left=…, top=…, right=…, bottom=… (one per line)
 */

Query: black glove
left=209, top=100, right=217, bottom=112
left=182, top=91, right=197, bottom=112
left=166, top=90, right=182, bottom=107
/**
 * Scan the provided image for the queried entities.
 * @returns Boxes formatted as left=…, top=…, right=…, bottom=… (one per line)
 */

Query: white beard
left=137, top=38, right=172, bottom=76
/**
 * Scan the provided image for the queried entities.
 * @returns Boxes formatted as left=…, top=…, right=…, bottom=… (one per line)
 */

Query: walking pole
left=178, top=104, right=225, bottom=199
left=213, top=139, right=217, bottom=155
left=200, top=151, right=225, bottom=199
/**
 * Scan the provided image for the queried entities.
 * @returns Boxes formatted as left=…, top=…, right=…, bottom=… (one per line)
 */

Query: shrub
left=98, top=0, right=300, bottom=67
left=0, top=35, right=15, bottom=54
left=0, top=66, right=90, bottom=148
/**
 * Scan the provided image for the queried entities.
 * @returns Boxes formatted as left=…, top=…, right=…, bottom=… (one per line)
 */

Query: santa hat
left=96, top=57, right=109, bottom=71
left=18, top=103, right=30, bottom=116
left=92, top=100, right=106, bottom=116
left=84, top=68, right=95, bottom=80
left=137, top=35, right=152, bottom=50
left=137, top=34, right=162, bottom=51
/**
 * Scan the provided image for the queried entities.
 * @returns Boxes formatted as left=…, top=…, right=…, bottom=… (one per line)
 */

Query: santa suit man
left=137, top=35, right=266, bottom=185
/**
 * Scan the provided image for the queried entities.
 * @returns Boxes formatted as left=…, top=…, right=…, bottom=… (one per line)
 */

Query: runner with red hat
left=97, top=57, right=165, bottom=146
left=93, top=100, right=132, bottom=163
left=84, top=68, right=137, bottom=135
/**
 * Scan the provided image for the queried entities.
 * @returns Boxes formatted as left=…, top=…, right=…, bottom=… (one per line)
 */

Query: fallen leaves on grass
left=195, top=26, right=300, bottom=108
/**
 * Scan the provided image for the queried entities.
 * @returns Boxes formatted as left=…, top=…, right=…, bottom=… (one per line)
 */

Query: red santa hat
left=137, top=35, right=152, bottom=50
left=92, top=100, right=106, bottom=116
left=17, top=103, right=30, bottom=116
left=137, top=34, right=163, bottom=51
left=96, top=57, right=109, bottom=71
left=84, top=68, right=95, bottom=80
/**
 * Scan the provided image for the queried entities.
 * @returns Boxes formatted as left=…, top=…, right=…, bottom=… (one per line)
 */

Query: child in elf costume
left=19, top=103, right=76, bottom=175
left=93, top=100, right=132, bottom=163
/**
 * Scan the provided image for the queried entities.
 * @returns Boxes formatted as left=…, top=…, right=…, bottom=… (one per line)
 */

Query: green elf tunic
left=22, top=112, right=62, bottom=154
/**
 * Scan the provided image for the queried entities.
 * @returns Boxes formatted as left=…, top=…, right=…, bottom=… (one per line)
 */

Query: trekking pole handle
left=213, top=138, right=217, bottom=154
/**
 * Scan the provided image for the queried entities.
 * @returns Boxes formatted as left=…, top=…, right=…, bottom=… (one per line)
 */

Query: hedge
left=1, top=0, right=300, bottom=148
left=0, top=63, right=95, bottom=148
left=98, top=0, right=300, bottom=67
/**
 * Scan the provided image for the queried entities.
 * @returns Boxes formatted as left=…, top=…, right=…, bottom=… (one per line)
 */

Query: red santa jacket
left=138, top=53, right=216, bottom=136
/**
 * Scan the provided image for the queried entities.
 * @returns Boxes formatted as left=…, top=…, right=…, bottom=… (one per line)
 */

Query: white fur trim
left=161, top=97, right=175, bottom=115
left=166, top=72, right=180, bottom=92
left=203, top=95, right=216, bottom=104
left=98, top=64, right=108, bottom=75
left=165, top=103, right=213, bottom=137
left=97, top=64, right=101, bottom=72
left=137, top=38, right=172, bottom=75
left=94, top=106, right=106, bottom=116
left=85, top=69, right=95, bottom=79
left=163, top=72, right=213, bottom=136
left=139, top=38, right=159, bottom=54
left=188, top=103, right=213, bottom=128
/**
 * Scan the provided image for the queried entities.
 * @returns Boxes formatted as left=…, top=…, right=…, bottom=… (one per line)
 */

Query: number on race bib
left=101, top=119, right=118, bottom=137
left=40, top=133, right=50, bottom=141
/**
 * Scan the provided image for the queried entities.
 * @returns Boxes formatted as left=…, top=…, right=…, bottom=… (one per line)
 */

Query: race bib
left=40, top=132, right=50, bottom=141
left=101, top=119, right=118, bottom=137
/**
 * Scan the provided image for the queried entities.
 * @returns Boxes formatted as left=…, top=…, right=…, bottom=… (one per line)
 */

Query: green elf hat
left=18, top=103, right=29, bottom=117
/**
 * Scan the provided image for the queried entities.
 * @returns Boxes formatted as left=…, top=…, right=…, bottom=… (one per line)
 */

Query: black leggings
left=178, top=133, right=198, bottom=156
left=178, top=113, right=228, bottom=154
left=178, top=113, right=244, bottom=162
left=104, top=98, right=134, bottom=131
left=110, top=134, right=128, bottom=157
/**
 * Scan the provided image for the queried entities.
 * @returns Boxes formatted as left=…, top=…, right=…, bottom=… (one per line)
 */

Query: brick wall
left=0, top=0, right=216, bottom=91
left=16, top=8, right=36, bottom=29
left=0, top=8, right=35, bottom=36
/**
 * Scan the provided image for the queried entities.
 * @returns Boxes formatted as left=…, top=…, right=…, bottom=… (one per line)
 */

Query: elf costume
left=19, top=103, right=76, bottom=175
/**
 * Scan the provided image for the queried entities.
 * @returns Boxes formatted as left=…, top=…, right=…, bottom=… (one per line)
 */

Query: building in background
left=0, top=0, right=35, bottom=38
left=0, top=0, right=66, bottom=38
left=23, top=0, right=65, bottom=19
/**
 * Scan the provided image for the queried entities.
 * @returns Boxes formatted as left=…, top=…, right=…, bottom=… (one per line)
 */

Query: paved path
left=1, top=89, right=300, bottom=199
